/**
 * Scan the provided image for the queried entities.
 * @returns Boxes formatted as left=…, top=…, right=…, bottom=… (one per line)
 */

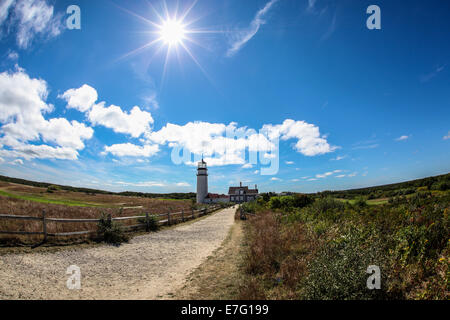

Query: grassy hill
left=0, top=174, right=196, bottom=201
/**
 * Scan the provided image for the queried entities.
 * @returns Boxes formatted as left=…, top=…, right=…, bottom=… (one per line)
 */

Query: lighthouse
left=196, top=157, right=208, bottom=203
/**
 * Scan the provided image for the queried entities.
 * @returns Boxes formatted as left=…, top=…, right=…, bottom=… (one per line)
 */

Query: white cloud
left=59, top=84, right=98, bottom=112
left=308, top=0, right=317, bottom=10
left=150, top=121, right=276, bottom=166
left=89, top=103, right=154, bottom=138
left=10, top=158, right=23, bottom=165
left=331, top=155, right=347, bottom=161
left=308, top=178, right=317, bottom=181
left=270, top=177, right=281, bottom=181
left=352, top=143, right=379, bottom=150
left=1, top=0, right=64, bottom=49
left=0, top=68, right=93, bottom=160
left=285, top=161, right=294, bottom=165
left=395, top=135, right=410, bottom=141
left=420, top=64, right=446, bottom=83
left=443, top=131, right=450, bottom=140
left=263, top=119, right=337, bottom=156
left=315, top=169, right=342, bottom=179
left=60, top=84, right=155, bottom=139
left=291, top=178, right=299, bottom=182
left=7, top=50, right=19, bottom=61
left=0, top=0, right=15, bottom=27
left=103, top=143, right=159, bottom=157
left=348, top=172, right=357, bottom=177
left=0, top=143, right=80, bottom=160
left=115, top=181, right=166, bottom=188
left=335, top=174, right=346, bottom=178
left=254, top=170, right=260, bottom=174
left=226, top=0, right=279, bottom=57
left=175, top=182, right=190, bottom=187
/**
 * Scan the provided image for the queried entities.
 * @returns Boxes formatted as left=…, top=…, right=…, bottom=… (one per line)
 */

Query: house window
left=231, top=196, right=234, bottom=201
left=240, top=196, right=243, bottom=201
left=240, top=190, right=244, bottom=195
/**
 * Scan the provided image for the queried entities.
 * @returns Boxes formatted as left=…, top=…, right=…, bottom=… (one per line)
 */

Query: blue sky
left=0, top=0, right=449, bottom=194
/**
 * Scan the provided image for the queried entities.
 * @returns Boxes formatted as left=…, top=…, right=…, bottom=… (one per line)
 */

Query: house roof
left=228, top=186, right=258, bottom=195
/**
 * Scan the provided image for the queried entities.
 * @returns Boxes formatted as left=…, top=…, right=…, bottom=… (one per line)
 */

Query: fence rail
left=0, top=205, right=224, bottom=239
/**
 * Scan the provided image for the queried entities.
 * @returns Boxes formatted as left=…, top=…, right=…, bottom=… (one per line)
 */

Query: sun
left=159, top=19, right=186, bottom=46
left=116, top=1, right=223, bottom=83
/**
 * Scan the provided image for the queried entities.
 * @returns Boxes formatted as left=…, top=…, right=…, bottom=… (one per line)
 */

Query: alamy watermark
left=366, top=5, right=381, bottom=30
left=366, top=265, right=381, bottom=290
left=66, top=265, right=81, bottom=290
left=66, top=5, right=81, bottom=30
left=170, top=126, right=279, bottom=175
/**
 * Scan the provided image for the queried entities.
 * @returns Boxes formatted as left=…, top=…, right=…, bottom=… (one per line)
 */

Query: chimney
left=240, top=181, right=242, bottom=187
left=255, top=184, right=257, bottom=190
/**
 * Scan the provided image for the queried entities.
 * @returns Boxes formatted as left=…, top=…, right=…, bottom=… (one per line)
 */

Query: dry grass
left=0, top=188, right=192, bottom=245
left=238, top=210, right=317, bottom=299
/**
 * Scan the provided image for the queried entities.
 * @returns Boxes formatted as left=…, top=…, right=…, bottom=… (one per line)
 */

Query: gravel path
left=0, top=206, right=236, bottom=299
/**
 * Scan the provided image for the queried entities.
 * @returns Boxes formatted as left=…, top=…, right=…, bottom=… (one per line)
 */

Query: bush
left=431, top=181, right=450, bottom=191
left=292, top=194, right=314, bottom=208
left=354, top=196, right=367, bottom=208
left=310, top=197, right=345, bottom=214
left=97, top=213, right=128, bottom=244
left=46, top=185, right=60, bottom=193
left=138, top=214, right=159, bottom=232
left=301, top=224, right=389, bottom=300
left=268, top=197, right=282, bottom=210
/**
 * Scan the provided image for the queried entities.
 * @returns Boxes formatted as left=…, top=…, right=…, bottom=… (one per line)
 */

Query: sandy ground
left=173, top=220, right=244, bottom=300
left=0, top=206, right=236, bottom=300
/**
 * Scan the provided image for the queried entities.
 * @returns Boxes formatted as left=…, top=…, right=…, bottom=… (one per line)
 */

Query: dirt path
left=173, top=220, right=245, bottom=299
left=0, top=206, right=236, bottom=300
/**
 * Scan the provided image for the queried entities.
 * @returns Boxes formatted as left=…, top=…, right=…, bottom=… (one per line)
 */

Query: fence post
left=181, top=210, right=184, bottom=222
left=145, top=213, right=150, bottom=232
left=192, top=208, right=194, bottom=219
left=42, top=209, right=47, bottom=242
left=167, top=212, right=170, bottom=226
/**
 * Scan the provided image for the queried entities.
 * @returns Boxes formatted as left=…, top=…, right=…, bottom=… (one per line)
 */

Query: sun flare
left=117, top=1, right=223, bottom=83
left=159, top=19, right=186, bottom=46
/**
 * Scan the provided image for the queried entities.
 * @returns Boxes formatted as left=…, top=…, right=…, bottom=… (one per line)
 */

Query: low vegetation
left=0, top=175, right=196, bottom=200
left=0, top=188, right=193, bottom=245
left=319, top=172, right=450, bottom=200
left=97, top=213, right=129, bottom=244
left=239, top=187, right=449, bottom=300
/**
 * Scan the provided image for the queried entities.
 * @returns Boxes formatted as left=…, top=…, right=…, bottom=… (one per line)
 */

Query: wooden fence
left=0, top=205, right=224, bottom=240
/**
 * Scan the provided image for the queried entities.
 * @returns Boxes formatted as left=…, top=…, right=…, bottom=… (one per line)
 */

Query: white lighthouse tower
left=196, top=157, right=208, bottom=204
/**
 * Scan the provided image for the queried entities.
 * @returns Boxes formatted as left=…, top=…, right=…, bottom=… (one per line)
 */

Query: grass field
left=335, top=197, right=389, bottom=205
left=0, top=189, right=107, bottom=207
left=0, top=181, right=196, bottom=245
left=238, top=190, right=449, bottom=300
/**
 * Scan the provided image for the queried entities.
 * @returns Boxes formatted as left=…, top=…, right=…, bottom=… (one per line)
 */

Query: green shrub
left=354, top=196, right=367, bottom=208
left=97, top=213, right=128, bottom=244
left=138, top=214, right=160, bottom=232
left=269, top=197, right=282, bottom=209
left=46, top=185, right=60, bottom=193
left=310, top=197, right=345, bottom=214
left=301, top=224, right=389, bottom=300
